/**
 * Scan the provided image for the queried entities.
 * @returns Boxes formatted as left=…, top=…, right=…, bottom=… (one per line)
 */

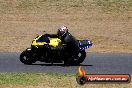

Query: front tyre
left=20, top=49, right=35, bottom=65
left=64, top=50, right=86, bottom=66
left=77, top=50, right=86, bottom=63
left=71, top=50, right=86, bottom=65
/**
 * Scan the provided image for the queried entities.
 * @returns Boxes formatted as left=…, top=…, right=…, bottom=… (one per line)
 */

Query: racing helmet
left=57, top=26, right=68, bottom=37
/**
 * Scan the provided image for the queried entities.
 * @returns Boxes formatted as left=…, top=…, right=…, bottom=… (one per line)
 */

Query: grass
left=0, top=0, right=86, bottom=13
left=0, top=72, right=75, bottom=87
left=0, top=1, right=132, bottom=87
left=0, top=73, right=131, bottom=88
left=0, top=0, right=132, bottom=53
left=0, top=73, right=75, bottom=85
left=95, top=0, right=132, bottom=13
left=0, top=0, right=132, bottom=13
left=0, top=73, right=41, bottom=85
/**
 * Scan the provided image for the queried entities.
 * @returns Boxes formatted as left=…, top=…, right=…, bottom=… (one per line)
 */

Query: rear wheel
left=20, top=49, right=36, bottom=65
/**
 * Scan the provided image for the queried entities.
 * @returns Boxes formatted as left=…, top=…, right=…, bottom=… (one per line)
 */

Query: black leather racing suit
left=60, top=32, right=79, bottom=54
left=45, top=32, right=80, bottom=54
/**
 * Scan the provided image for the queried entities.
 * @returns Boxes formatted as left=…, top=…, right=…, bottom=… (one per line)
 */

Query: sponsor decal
left=76, top=66, right=131, bottom=85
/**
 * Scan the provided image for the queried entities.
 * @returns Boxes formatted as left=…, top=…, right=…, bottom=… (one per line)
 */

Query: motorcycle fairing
left=48, top=38, right=61, bottom=47
left=31, top=35, right=61, bottom=48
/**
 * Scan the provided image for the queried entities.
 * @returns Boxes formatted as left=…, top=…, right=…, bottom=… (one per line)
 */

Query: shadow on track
left=31, top=63, right=93, bottom=67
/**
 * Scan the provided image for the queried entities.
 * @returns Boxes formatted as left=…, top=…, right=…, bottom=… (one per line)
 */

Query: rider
left=57, top=26, right=80, bottom=54
left=45, top=26, right=80, bottom=53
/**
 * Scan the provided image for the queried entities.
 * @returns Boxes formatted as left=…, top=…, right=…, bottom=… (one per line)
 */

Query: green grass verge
left=0, top=73, right=42, bottom=85
left=0, top=73, right=131, bottom=88
left=0, top=72, right=75, bottom=86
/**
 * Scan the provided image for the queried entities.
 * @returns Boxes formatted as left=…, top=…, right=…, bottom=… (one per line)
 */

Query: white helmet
left=57, top=26, right=68, bottom=36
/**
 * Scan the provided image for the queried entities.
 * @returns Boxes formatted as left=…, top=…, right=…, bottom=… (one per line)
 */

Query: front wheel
left=64, top=50, right=86, bottom=66
left=77, top=50, right=86, bottom=63
left=20, top=49, right=36, bottom=65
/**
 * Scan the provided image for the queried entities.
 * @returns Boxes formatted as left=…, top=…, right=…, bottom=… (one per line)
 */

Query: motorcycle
left=19, top=33, right=93, bottom=65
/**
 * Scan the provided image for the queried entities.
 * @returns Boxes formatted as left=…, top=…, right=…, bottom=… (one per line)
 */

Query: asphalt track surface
left=0, top=52, right=132, bottom=74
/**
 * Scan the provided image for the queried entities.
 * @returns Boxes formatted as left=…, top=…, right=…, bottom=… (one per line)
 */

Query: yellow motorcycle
left=20, top=33, right=93, bottom=65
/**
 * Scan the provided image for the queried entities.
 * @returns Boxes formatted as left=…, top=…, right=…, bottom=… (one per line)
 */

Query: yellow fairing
left=31, top=35, right=61, bottom=48
left=49, top=38, right=61, bottom=47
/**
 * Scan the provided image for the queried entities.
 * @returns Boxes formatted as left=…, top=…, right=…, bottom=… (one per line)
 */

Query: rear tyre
left=20, top=49, right=35, bottom=65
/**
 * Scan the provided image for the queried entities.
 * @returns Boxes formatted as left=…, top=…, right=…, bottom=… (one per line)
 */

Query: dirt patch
left=0, top=0, right=132, bottom=53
